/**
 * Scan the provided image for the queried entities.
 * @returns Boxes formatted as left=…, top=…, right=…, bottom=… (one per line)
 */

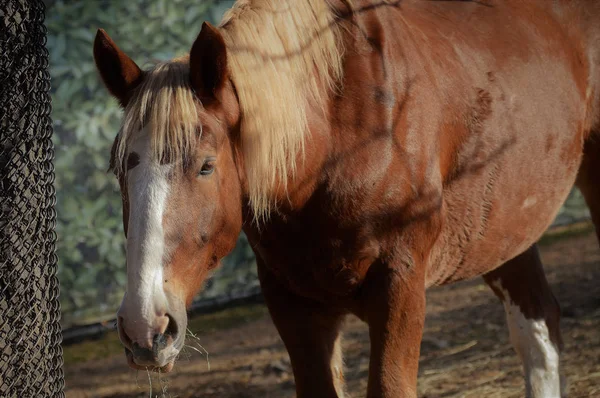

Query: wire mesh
left=0, top=0, right=65, bottom=396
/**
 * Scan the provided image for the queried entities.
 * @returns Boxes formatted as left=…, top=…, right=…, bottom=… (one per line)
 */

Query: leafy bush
left=46, top=0, right=243, bottom=326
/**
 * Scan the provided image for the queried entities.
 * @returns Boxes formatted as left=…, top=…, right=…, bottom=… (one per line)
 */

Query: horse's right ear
left=93, top=29, right=143, bottom=108
left=189, top=22, right=228, bottom=101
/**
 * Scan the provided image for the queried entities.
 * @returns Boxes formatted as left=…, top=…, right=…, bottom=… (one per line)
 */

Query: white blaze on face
left=492, top=281, right=564, bottom=398
left=120, top=130, right=172, bottom=341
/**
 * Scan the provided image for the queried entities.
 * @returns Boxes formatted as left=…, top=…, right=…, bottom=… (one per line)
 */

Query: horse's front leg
left=360, top=259, right=427, bottom=398
left=257, top=260, right=347, bottom=398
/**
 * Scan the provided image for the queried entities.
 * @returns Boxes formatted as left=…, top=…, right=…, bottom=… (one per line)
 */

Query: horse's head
left=93, top=24, right=242, bottom=372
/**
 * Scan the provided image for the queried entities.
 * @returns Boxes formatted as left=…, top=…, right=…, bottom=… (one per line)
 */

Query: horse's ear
left=189, top=22, right=228, bottom=100
left=93, top=29, right=143, bottom=108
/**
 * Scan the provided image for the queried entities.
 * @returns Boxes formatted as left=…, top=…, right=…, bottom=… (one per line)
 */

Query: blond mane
left=220, top=0, right=343, bottom=221
left=115, top=0, right=344, bottom=222
left=115, top=57, right=200, bottom=174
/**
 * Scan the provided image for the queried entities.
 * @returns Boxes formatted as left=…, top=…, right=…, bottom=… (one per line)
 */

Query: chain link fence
left=0, top=0, right=65, bottom=396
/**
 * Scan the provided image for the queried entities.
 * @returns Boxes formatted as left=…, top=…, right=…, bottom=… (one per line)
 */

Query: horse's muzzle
left=117, top=303, right=186, bottom=372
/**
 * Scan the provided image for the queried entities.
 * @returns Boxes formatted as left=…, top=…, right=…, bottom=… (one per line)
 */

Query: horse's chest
left=246, top=216, right=381, bottom=301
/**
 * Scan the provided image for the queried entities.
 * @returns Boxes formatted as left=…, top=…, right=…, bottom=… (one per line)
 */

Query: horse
left=92, top=0, right=600, bottom=396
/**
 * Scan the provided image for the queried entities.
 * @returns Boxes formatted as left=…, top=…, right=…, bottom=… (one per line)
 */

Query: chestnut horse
left=93, top=0, right=600, bottom=396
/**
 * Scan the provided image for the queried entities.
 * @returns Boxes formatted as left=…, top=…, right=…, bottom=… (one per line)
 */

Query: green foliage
left=47, top=0, right=238, bottom=326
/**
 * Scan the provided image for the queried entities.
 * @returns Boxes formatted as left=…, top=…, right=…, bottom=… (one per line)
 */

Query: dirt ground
left=64, top=230, right=600, bottom=398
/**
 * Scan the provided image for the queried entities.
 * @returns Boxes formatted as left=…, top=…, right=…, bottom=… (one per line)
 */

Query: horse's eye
left=127, top=152, right=140, bottom=170
left=198, top=158, right=216, bottom=176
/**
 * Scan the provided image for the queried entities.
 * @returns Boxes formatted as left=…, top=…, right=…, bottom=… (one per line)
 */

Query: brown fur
left=94, top=0, right=600, bottom=396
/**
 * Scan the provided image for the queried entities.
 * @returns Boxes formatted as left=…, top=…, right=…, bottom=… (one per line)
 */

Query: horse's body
left=247, top=0, right=591, bottom=297
left=93, top=1, right=600, bottom=396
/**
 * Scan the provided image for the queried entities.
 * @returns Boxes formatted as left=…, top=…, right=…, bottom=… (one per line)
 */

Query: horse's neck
left=240, top=0, right=414, bottom=220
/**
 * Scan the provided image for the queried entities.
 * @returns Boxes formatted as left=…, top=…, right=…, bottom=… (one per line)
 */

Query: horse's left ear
left=93, top=29, right=143, bottom=108
left=190, top=22, right=229, bottom=100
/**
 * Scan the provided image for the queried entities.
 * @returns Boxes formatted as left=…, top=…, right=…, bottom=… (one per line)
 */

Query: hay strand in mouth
left=185, top=328, right=211, bottom=371
left=146, top=367, right=152, bottom=398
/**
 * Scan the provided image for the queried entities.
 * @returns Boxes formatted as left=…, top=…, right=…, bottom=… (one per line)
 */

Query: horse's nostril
left=152, top=333, right=168, bottom=358
left=132, top=342, right=157, bottom=362
left=164, top=313, right=178, bottom=339
left=150, top=314, right=178, bottom=358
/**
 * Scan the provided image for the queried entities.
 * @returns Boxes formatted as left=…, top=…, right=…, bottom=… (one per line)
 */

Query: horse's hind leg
left=483, top=245, right=564, bottom=398
left=576, top=135, right=600, bottom=244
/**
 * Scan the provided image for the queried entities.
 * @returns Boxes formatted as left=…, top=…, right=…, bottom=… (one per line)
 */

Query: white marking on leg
left=331, top=334, right=345, bottom=398
left=493, top=281, right=563, bottom=398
